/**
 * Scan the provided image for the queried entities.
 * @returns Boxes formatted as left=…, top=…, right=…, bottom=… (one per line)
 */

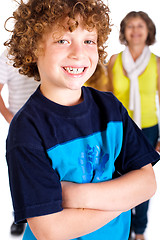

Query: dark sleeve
left=6, top=117, right=62, bottom=223
left=115, top=105, right=160, bottom=175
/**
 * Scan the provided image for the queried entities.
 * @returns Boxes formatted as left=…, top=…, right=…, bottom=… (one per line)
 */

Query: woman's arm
left=106, top=54, right=117, bottom=92
left=62, top=164, right=156, bottom=212
left=155, top=57, right=160, bottom=152
left=156, top=57, right=160, bottom=104
left=27, top=208, right=121, bottom=240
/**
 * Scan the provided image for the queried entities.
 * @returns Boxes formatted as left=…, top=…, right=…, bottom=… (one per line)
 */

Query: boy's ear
left=33, top=46, right=44, bottom=61
left=32, top=57, right=37, bottom=63
left=31, top=52, right=38, bottom=63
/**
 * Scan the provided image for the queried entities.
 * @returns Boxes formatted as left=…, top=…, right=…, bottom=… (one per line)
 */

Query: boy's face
left=37, top=20, right=99, bottom=98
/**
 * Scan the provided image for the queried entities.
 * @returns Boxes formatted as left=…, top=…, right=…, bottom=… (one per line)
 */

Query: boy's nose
left=68, top=43, right=84, bottom=59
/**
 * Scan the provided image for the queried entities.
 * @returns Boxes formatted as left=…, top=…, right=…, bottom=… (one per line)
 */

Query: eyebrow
left=86, top=33, right=97, bottom=37
left=60, top=31, right=98, bottom=39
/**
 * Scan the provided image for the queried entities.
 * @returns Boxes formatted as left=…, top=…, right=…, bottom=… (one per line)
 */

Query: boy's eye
left=57, top=39, right=69, bottom=44
left=84, top=40, right=96, bottom=45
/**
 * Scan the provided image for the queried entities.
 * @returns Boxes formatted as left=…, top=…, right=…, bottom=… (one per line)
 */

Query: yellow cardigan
left=112, top=52, right=158, bottom=128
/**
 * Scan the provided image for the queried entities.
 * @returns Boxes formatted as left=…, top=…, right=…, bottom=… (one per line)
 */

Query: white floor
left=0, top=114, right=160, bottom=240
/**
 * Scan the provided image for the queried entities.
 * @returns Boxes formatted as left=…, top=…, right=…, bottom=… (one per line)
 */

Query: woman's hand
left=155, top=140, right=160, bottom=153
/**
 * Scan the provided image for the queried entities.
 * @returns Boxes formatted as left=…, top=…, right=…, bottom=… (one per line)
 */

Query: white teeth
left=64, top=67, right=84, bottom=74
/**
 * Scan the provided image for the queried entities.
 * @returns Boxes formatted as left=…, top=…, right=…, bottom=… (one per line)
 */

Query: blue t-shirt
left=6, top=86, right=159, bottom=240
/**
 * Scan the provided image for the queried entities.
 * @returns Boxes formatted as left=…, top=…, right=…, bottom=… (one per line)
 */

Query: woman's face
left=124, top=17, right=149, bottom=47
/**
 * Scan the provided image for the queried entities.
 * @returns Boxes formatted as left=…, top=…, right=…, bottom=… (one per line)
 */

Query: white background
left=0, top=0, right=160, bottom=239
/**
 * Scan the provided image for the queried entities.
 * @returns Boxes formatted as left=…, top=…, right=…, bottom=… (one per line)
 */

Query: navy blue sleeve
left=6, top=114, right=62, bottom=223
left=115, top=105, right=160, bottom=174
left=7, top=146, right=62, bottom=223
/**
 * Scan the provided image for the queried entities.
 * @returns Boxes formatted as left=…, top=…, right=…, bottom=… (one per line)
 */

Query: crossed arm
left=61, top=163, right=156, bottom=212
left=27, top=164, right=156, bottom=240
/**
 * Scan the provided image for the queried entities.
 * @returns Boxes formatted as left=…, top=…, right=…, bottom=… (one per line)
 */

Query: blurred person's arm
left=0, top=83, right=13, bottom=124
left=107, top=54, right=118, bottom=92
left=155, top=57, right=160, bottom=152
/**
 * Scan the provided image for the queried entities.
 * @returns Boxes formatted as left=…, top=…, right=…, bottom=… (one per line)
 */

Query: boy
left=6, top=0, right=159, bottom=239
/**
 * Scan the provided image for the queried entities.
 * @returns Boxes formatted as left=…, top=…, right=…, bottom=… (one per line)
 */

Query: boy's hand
left=61, top=164, right=156, bottom=212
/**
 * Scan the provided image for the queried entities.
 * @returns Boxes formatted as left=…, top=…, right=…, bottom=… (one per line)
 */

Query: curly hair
left=4, top=0, right=111, bottom=81
left=119, top=11, right=156, bottom=46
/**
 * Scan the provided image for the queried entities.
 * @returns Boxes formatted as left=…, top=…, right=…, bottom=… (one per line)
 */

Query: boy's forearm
left=28, top=208, right=121, bottom=240
left=62, top=164, right=156, bottom=212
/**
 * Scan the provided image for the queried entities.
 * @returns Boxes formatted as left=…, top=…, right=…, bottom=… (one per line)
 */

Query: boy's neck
left=40, top=85, right=83, bottom=106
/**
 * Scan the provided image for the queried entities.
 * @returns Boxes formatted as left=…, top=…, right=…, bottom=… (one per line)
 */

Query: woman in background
left=107, top=11, right=160, bottom=240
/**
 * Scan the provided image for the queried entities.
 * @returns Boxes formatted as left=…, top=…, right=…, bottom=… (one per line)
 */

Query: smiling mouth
left=63, top=67, right=85, bottom=74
